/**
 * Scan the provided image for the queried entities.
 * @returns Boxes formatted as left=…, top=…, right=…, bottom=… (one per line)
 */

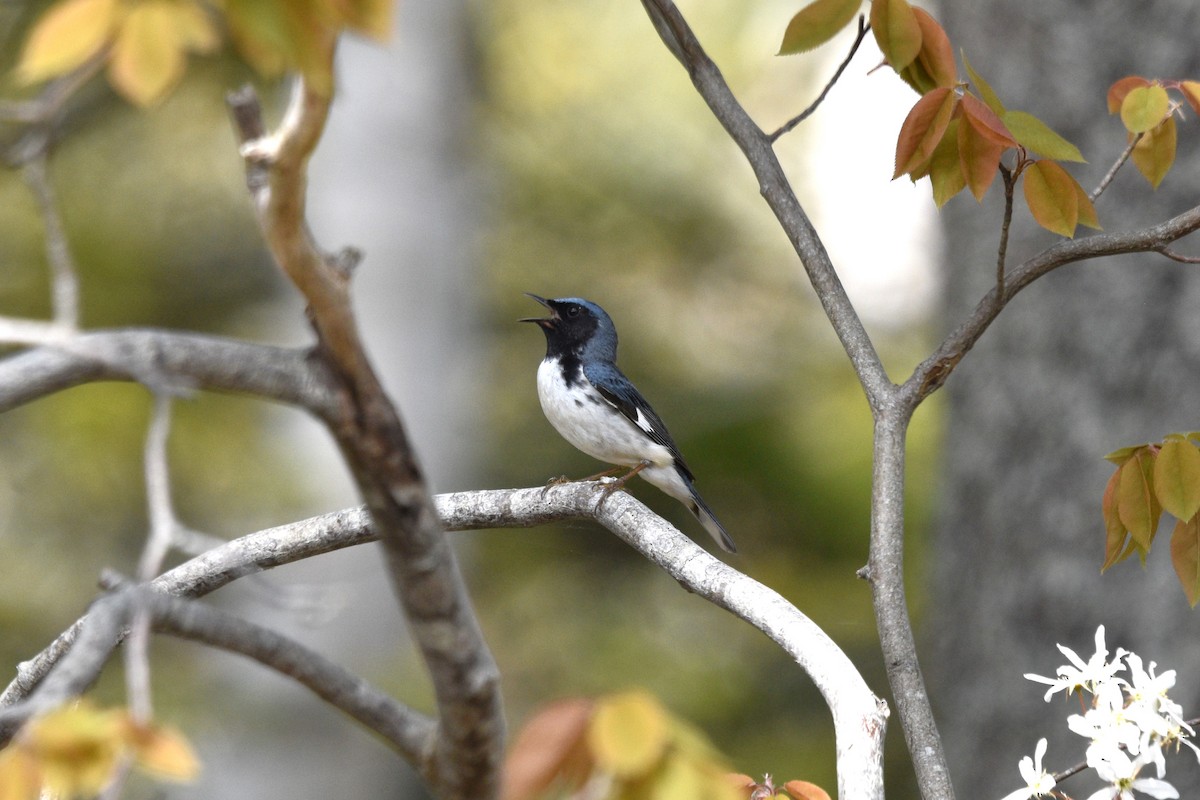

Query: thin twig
left=769, top=16, right=871, bottom=143
left=21, top=154, right=80, bottom=332
left=1090, top=133, right=1142, bottom=203
left=1155, top=245, right=1200, bottom=263
left=996, top=163, right=1016, bottom=300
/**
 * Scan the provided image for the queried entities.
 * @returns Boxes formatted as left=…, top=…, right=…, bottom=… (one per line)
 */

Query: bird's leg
left=593, top=460, right=650, bottom=512
left=540, top=464, right=626, bottom=500
left=537, top=462, right=628, bottom=501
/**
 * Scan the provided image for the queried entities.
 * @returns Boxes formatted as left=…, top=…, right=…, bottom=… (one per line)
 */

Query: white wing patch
left=633, top=407, right=655, bottom=436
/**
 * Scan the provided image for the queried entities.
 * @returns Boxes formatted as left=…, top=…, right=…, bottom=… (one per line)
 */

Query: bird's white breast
left=536, top=359, right=673, bottom=468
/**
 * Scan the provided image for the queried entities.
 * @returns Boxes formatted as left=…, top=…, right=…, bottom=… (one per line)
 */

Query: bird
left=521, top=293, right=736, bottom=553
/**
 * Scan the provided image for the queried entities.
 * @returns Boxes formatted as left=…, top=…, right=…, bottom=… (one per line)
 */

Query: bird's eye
left=566, top=305, right=581, bottom=318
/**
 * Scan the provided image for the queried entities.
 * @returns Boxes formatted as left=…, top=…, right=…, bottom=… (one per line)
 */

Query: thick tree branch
left=2, top=485, right=887, bottom=798
left=0, top=587, right=437, bottom=771
left=906, top=203, right=1200, bottom=402
left=0, top=329, right=339, bottom=416
left=228, top=79, right=504, bottom=800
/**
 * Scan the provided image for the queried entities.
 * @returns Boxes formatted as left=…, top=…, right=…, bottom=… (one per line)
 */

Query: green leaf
left=1117, top=447, right=1162, bottom=550
left=1001, top=111, right=1085, bottom=162
left=962, top=51, right=1005, bottom=115
left=1154, top=438, right=1200, bottom=522
left=778, top=0, right=862, bottom=55
left=1131, top=115, right=1177, bottom=189
left=870, top=0, right=922, bottom=71
left=1105, top=444, right=1146, bottom=466
left=1120, top=84, right=1170, bottom=133
left=1171, top=515, right=1200, bottom=607
left=1022, top=160, right=1078, bottom=237
left=929, top=119, right=965, bottom=207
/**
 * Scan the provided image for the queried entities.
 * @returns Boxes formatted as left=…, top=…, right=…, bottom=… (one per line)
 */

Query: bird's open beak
left=519, top=293, right=557, bottom=328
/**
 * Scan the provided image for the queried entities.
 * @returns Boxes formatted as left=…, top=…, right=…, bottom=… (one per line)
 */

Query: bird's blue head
left=521, top=293, right=618, bottom=361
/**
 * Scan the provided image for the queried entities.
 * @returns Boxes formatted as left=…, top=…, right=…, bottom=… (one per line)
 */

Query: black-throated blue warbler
left=522, top=294, right=736, bottom=553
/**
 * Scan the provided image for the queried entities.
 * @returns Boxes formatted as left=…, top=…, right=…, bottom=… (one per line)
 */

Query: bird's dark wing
left=583, top=361, right=695, bottom=482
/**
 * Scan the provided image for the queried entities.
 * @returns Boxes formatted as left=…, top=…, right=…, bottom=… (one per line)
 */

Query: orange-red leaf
left=1154, top=437, right=1200, bottom=522
left=1118, top=447, right=1162, bottom=550
left=778, top=0, right=862, bottom=55
left=893, top=86, right=957, bottom=178
left=503, top=698, right=594, bottom=800
left=898, top=8, right=955, bottom=94
left=1103, top=467, right=1132, bottom=571
left=1107, top=76, right=1151, bottom=114
left=960, top=93, right=1016, bottom=147
left=957, top=116, right=1004, bottom=200
left=1120, top=84, right=1170, bottom=133
left=1171, top=515, right=1200, bottom=607
left=1180, top=80, right=1200, bottom=116
left=1023, top=160, right=1079, bottom=237
left=870, top=0, right=922, bottom=71
left=17, top=0, right=120, bottom=84
left=1131, top=115, right=1177, bottom=189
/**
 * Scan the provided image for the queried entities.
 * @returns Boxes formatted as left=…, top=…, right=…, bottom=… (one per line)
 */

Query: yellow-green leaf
left=963, top=51, right=1005, bottom=115
left=1171, top=515, right=1200, bottom=606
left=929, top=119, right=966, bottom=207
left=1120, top=84, right=1170, bottom=133
left=870, top=0, right=922, bottom=71
left=334, top=0, right=394, bottom=40
left=1131, top=115, right=1177, bottom=189
left=1117, top=447, right=1162, bottom=550
left=27, top=702, right=124, bottom=798
left=588, top=691, right=669, bottom=779
left=1154, top=438, right=1200, bottom=522
left=778, top=0, right=862, bottom=55
left=1002, top=110, right=1085, bottom=162
left=1105, top=444, right=1145, bottom=466
left=108, top=1, right=188, bottom=106
left=1023, top=160, right=1079, bottom=237
left=1107, top=76, right=1150, bottom=115
left=1073, top=176, right=1101, bottom=230
left=17, top=0, right=120, bottom=84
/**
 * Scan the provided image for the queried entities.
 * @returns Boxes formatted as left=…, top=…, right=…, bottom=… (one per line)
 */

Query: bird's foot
left=592, top=461, right=649, bottom=513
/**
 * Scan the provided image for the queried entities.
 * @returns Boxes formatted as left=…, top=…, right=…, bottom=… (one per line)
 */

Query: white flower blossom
left=999, top=738, right=1057, bottom=800
left=1082, top=750, right=1178, bottom=800
left=1025, top=625, right=1127, bottom=701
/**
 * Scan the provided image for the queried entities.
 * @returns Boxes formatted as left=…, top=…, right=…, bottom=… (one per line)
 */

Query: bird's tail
left=685, top=486, right=737, bottom=554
